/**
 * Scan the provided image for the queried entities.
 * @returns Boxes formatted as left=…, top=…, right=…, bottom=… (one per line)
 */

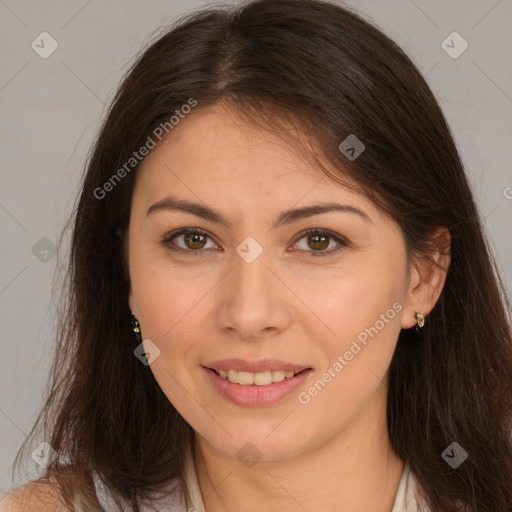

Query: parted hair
left=12, top=0, right=512, bottom=510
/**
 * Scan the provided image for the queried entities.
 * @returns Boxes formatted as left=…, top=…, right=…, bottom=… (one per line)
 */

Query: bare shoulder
left=0, top=480, right=68, bottom=512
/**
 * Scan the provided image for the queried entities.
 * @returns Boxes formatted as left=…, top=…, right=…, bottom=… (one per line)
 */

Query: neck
left=193, top=384, right=404, bottom=512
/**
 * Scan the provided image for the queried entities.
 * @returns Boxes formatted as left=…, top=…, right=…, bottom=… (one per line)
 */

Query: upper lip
left=203, top=358, right=311, bottom=373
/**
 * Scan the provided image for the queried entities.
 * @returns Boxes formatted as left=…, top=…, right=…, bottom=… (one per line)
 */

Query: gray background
left=1, top=0, right=511, bottom=491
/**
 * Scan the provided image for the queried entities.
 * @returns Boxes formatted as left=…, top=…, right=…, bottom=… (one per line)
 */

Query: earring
left=414, top=311, right=425, bottom=332
left=130, top=311, right=141, bottom=341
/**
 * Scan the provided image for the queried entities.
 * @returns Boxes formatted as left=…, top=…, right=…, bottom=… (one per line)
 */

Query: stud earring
left=414, top=311, right=425, bottom=332
left=130, top=311, right=141, bottom=341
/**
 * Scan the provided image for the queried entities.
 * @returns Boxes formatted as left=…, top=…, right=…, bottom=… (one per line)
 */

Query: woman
left=4, top=0, right=512, bottom=510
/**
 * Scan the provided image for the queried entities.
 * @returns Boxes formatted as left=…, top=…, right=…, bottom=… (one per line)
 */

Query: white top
left=93, top=447, right=425, bottom=511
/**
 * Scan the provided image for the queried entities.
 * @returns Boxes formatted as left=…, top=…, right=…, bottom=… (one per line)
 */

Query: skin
left=0, top=482, right=68, bottom=512
left=127, top=102, right=450, bottom=512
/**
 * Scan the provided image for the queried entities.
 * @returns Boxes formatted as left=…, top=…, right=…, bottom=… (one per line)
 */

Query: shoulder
left=0, top=480, right=68, bottom=512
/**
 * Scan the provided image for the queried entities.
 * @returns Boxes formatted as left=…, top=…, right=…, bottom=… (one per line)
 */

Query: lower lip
left=203, top=367, right=312, bottom=407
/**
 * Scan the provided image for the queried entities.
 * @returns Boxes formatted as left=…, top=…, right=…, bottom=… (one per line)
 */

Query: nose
left=215, top=246, right=292, bottom=342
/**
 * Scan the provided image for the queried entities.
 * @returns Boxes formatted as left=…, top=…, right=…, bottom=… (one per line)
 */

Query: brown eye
left=162, top=227, right=348, bottom=258
left=293, top=229, right=349, bottom=257
left=162, top=228, right=217, bottom=256
left=182, top=231, right=208, bottom=250
left=307, top=232, right=330, bottom=251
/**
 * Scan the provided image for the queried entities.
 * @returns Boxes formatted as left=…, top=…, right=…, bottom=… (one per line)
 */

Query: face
left=127, top=103, right=416, bottom=461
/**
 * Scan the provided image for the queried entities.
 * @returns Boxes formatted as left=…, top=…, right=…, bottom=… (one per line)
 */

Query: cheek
left=129, top=260, right=208, bottom=411
left=130, top=243, right=208, bottom=339
left=132, top=268, right=206, bottom=415
left=307, top=257, right=405, bottom=346
left=296, top=280, right=403, bottom=431
left=304, top=251, right=406, bottom=393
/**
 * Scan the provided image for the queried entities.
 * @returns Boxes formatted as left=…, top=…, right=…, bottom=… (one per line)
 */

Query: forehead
left=133, top=103, right=380, bottom=222
left=144, top=104, right=326, bottom=179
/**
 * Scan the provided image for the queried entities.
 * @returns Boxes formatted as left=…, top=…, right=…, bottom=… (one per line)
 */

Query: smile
left=212, top=369, right=301, bottom=385
left=203, top=366, right=312, bottom=407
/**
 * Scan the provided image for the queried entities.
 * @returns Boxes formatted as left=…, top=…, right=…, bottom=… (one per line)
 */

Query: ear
left=401, top=226, right=451, bottom=329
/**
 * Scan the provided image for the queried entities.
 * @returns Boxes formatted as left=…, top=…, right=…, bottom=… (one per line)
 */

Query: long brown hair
left=12, top=0, right=512, bottom=510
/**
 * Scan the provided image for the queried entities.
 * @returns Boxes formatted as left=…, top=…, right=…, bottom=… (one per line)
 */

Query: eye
left=161, top=228, right=349, bottom=258
left=161, top=228, right=217, bottom=256
left=292, top=228, right=349, bottom=257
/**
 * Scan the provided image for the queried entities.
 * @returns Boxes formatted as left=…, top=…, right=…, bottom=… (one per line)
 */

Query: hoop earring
left=130, top=311, right=141, bottom=341
left=414, top=311, right=425, bottom=332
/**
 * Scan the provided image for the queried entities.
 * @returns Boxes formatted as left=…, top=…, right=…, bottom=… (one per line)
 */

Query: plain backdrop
left=1, top=0, right=511, bottom=491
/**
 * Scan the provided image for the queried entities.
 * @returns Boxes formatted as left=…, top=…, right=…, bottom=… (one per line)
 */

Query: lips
left=202, top=358, right=313, bottom=406
left=203, top=366, right=312, bottom=407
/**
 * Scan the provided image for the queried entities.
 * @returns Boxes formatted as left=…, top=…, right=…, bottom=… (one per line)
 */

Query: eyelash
left=161, top=228, right=349, bottom=258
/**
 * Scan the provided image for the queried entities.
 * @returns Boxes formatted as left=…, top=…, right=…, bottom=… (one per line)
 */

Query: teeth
left=214, top=369, right=299, bottom=385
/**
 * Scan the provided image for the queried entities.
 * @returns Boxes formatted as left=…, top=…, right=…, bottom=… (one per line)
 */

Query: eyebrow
left=146, top=196, right=372, bottom=229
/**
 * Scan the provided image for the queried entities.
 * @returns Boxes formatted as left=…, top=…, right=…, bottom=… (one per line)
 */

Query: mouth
left=202, top=359, right=313, bottom=407
left=207, top=368, right=308, bottom=386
